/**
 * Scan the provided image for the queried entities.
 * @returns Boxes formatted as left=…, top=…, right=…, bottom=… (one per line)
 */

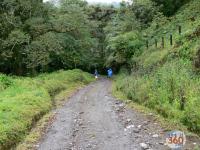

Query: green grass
left=16, top=113, right=54, bottom=150
left=0, top=69, right=94, bottom=150
left=113, top=0, right=200, bottom=136
left=138, top=47, right=169, bottom=70
left=114, top=60, right=200, bottom=135
left=16, top=84, right=84, bottom=150
left=145, top=0, right=200, bottom=48
left=112, top=78, right=190, bottom=132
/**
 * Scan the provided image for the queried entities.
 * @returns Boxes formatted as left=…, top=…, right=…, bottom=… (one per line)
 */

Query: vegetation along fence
left=145, top=25, right=182, bottom=49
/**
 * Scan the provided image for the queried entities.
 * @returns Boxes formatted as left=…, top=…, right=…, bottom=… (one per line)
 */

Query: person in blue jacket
left=107, top=68, right=113, bottom=78
left=94, top=69, right=99, bottom=79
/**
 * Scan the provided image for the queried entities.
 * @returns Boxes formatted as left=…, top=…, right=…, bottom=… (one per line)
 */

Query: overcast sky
left=86, top=0, right=126, bottom=4
left=44, top=0, right=128, bottom=4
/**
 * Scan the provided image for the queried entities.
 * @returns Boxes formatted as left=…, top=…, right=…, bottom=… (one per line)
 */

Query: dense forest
left=0, top=0, right=200, bottom=149
left=0, top=0, right=191, bottom=75
left=0, top=0, right=101, bottom=75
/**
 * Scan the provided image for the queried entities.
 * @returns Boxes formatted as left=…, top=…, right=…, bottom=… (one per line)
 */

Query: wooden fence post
left=178, top=25, right=182, bottom=35
left=155, top=39, right=157, bottom=48
left=170, top=34, right=173, bottom=46
left=161, top=37, right=164, bottom=48
left=146, top=40, right=149, bottom=49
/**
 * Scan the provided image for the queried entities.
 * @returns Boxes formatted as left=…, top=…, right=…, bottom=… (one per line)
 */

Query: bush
left=151, top=0, right=190, bottom=16
left=0, top=75, right=13, bottom=91
left=182, top=100, right=200, bottom=134
left=106, top=31, right=144, bottom=70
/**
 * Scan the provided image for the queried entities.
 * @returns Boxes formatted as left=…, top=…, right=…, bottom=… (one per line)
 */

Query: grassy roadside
left=0, top=69, right=94, bottom=150
left=126, top=0, right=200, bottom=136
left=15, top=83, right=84, bottom=150
left=112, top=76, right=200, bottom=139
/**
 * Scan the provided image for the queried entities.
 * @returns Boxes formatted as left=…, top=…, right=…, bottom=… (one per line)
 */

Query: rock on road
left=38, top=79, right=199, bottom=150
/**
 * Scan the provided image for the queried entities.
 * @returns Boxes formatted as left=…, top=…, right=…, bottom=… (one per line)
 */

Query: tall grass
left=114, top=0, right=200, bottom=135
left=115, top=60, right=200, bottom=134
left=0, top=69, right=94, bottom=150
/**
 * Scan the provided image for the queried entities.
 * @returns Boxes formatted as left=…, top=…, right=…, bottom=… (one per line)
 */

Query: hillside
left=140, top=0, right=200, bottom=69
left=114, top=0, right=200, bottom=135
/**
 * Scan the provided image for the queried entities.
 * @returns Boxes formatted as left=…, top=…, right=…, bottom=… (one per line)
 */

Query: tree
left=0, top=0, right=98, bottom=75
left=105, top=31, right=144, bottom=70
left=150, top=0, right=189, bottom=16
left=131, top=0, right=158, bottom=27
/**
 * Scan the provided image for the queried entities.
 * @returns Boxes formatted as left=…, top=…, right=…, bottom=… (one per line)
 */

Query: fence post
left=180, top=88, right=186, bottom=111
left=146, top=40, right=149, bottom=49
left=161, top=37, right=164, bottom=48
left=155, top=39, right=157, bottom=48
left=170, top=34, right=173, bottom=46
left=178, top=25, right=182, bottom=35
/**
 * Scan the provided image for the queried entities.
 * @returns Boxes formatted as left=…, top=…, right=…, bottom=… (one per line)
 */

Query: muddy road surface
left=38, top=79, right=199, bottom=150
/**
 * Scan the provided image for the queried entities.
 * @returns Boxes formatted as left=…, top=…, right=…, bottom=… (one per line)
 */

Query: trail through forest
left=38, top=79, right=199, bottom=150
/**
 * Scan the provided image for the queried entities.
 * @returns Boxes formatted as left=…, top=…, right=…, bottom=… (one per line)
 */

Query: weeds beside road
left=0, top=69, right=94, bottom=150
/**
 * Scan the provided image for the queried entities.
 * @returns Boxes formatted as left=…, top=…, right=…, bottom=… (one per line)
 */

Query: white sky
left=86, top=0, right=126, bottom=4
left=44, top=0, right=128, bottom=4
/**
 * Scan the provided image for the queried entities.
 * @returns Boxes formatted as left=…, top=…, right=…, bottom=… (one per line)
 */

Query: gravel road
left=38, top=79, right=200, bottom=150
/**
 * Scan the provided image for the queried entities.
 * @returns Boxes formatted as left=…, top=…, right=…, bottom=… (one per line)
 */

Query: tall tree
left=150, top=0, right=189, bottom=16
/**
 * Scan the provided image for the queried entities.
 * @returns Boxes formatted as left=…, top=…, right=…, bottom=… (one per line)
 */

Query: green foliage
left=132, top=0, right=159, bottom=27
left=0, top=75, right=13, bottom=91
left=114, top=0, right=200, bottom=135
left=106, top=32, right=144, bottom=68
left=115, top=60, right=200, bottom=134
left=150, top=0, right=190, bottom=16
left=86, top=4, right=117, bottom=72
left=0, top=0, right=98, bottom=75
left=0, top=69, right=94, bottom=149
left=103, top=0, right=162, bottom=71
left=183, top=98, right=200, bottom=134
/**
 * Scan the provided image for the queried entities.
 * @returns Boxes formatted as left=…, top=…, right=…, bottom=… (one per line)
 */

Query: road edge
left=15, top=83, right=91, bottom=150
left=111, top=79, right=200, bottom=149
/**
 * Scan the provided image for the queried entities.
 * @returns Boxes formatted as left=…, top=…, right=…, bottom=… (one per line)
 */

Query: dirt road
left=38, top=79, right=199, bottom=150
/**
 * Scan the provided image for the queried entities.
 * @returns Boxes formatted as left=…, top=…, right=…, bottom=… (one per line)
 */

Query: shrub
left=0, top=75, right=13, bottom=91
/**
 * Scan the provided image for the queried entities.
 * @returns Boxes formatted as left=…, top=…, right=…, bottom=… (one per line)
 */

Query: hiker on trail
left=107, top=68, right=113, bottom=78
left=94, top=69, right=99, bottom=79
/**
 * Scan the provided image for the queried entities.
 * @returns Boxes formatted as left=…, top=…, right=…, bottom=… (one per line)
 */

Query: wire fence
left=145, top=25, right=182, bottom=49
